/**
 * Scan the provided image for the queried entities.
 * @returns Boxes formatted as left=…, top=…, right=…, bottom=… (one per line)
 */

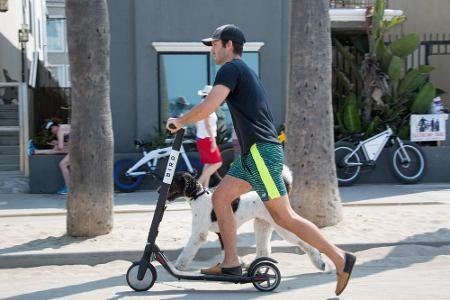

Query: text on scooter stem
left=163, top=150, right=180, bottom=184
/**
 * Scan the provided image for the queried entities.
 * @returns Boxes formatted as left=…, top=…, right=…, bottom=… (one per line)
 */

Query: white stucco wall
left=0, top=1, right=23, bottom=81
left=0, top=0, right=46, bottom=83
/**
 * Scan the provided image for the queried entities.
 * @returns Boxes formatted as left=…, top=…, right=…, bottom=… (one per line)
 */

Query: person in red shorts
left=195, top=85, right=223, bottom=188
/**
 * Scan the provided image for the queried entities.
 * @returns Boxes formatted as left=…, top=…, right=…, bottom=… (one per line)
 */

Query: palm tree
left=65, top=0, right=114, bottom=236
left=285, top=0, right=342, bottom=227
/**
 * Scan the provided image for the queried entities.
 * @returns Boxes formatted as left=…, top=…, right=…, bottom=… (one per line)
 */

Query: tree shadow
left=0, top=234, right=90, bottom=255
left=339, top=183, right=450, bottom=203
left=273, top=228, right=450, bottom=290
left=5, top=229, right=450, bottom=299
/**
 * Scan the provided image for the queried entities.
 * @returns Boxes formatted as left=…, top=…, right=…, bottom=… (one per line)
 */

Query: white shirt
left=195, top=112, right=218, bottom=139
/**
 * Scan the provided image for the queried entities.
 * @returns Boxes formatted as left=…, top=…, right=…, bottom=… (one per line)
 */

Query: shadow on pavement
left=6, top=228, right=450, bottom=300
left=339, top=183, right=450, bottom=203
left=0, top=234, right=89, bottom=255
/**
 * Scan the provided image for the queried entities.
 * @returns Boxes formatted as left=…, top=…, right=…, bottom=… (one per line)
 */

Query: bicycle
left=334, top=126, right=426, bottom=186
left=114, top=138, right=234, bottom=192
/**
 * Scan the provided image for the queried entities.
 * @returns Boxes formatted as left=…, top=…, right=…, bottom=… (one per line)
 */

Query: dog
left=167, top=165, right=327, bottom=272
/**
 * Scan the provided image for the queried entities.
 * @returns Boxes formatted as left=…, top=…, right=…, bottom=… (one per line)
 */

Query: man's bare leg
left=264, top=195, right=346, bottom=272
left=211, top=175, right=251, bottom=268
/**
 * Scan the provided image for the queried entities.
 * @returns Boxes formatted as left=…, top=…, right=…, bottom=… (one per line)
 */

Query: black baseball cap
left=201, top=24, right=246, bottom=46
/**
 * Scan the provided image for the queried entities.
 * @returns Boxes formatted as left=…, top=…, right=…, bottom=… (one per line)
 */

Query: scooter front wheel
left=126, top=261, right=157, bottom=291
left=250, top=261, right=281, bottom=292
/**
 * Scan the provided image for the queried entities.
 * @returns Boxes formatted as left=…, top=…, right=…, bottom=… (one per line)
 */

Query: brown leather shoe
left=201, top=263, right=221, bottom=275
left=200, top=263, right=242, bottom=276
left=335, top=252, right=357, bottom=296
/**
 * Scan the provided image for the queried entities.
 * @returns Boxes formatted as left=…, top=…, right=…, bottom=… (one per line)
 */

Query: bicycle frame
left=125, top=144, right=194, bottom=177
left=344, top=127, right=412, bottom=166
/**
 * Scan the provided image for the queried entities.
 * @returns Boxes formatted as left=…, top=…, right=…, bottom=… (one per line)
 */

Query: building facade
left=22, top=1, right=450, bottom=191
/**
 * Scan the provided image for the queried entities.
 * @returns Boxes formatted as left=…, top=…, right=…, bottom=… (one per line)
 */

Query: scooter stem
left=137, top=128, right=185, bottom=280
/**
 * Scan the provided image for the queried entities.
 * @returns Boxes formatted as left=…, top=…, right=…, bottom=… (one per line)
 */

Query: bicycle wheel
left=334, top=141, right=361, bottom=186
left=389, top=141, right=425, bottom=184
left=114, top=159, right=145, bottom=192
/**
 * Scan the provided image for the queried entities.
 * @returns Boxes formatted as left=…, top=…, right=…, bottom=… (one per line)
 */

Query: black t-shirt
left=214, top=59, right=279, bottom=155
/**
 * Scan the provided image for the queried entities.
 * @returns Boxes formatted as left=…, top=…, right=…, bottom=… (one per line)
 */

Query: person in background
left=171, top=96, right=190, bottom=118
left=195, top=85, right=223, bottom=188
left=28, top=120, right=70, bottom=195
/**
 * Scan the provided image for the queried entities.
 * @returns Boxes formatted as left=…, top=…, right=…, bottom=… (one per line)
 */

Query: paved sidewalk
left=1, top=183, right=450, bottom=269
left=2, top=247, right=450, bottom=299
left=1, top=183, right=450, bottom=299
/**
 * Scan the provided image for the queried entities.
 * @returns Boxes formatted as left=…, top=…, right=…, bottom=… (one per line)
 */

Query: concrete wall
left=388, top=0, right=450, bottom=108
left=108, top=0, right=289, bottom=153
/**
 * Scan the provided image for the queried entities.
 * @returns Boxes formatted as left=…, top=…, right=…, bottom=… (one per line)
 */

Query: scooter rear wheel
left=250, top=261, right=281, bottom=292
left=126, top=261, right=157, bottom=291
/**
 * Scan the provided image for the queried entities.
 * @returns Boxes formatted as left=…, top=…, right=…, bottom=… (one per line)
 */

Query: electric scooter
left=126, top=127, right=282, bottom=292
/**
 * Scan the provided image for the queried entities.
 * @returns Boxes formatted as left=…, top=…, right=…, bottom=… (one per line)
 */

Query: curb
left=0, top=207, right=189, bottom=218
left=1, top=201, right=445, bottom=218
left=2, top=241, right=450, bottom=269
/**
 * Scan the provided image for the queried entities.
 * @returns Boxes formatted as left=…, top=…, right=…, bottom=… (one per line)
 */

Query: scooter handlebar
left=171, top=128, right=185, bottom=151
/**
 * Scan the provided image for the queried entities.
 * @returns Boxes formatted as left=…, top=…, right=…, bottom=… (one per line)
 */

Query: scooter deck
left=156, top=252, right=253, bottom=284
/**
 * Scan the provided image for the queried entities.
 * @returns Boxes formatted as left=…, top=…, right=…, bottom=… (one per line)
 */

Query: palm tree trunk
left=66, top=0, right=114, bottom=236
left=285, top=0, right=342, bottom=227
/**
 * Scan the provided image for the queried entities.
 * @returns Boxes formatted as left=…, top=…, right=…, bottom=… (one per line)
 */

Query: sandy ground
left=2, top=203, right=450, bottom=257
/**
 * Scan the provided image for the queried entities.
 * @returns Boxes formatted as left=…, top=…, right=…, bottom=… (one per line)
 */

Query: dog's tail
left=282, top=164, right=293, bottom=194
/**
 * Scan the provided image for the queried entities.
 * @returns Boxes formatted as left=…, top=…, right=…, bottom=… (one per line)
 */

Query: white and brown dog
left=167, top=166, right=327, bottom=272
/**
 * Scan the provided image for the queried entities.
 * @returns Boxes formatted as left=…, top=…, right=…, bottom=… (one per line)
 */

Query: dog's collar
left=193, top=188, right=210, bottom=200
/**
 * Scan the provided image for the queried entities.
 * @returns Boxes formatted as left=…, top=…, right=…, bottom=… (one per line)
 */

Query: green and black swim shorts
left=228, top=142, right=287, bottom=201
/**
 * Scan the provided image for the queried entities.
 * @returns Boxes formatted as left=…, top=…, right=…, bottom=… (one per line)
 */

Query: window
left=47, top=18, right=66, bottom=52
left=156, top=42, right=263, bottom=138
left=159, top=54, right=208, bottom=137
left=48, top=65, right=71, bottom=87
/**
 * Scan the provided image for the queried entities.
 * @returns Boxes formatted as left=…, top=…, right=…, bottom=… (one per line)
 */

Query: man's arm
left=167, top=85, right=229, bottom=132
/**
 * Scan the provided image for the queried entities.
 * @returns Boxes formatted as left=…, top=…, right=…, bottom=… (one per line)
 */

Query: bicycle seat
left=134, top=139, right=145, bottom=147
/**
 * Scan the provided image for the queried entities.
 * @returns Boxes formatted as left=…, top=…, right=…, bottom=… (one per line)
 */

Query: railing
left=330, top=0, right=389, bottom=8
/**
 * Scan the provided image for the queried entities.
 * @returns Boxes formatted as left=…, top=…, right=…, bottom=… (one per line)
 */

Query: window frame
left=48, top=64, right=70, bottom=87
left=154, top=42, right=264, bottom=132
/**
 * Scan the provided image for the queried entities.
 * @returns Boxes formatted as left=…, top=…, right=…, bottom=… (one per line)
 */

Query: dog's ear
left=167, top=172, right=188, bottom=202
left=182, top=172, right=202, bottom=198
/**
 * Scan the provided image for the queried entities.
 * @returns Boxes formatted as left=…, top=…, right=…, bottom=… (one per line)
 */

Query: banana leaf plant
left=333, top=0, right=444, bottom=140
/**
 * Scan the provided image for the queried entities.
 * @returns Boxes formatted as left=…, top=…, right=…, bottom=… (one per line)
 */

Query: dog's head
left=166, top=172, right=202, bottom=202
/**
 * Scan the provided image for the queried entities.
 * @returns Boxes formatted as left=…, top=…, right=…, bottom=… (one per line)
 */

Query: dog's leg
left=254, top=218, right=273, bottom=258
left=273, top=225, right=327, bottom=271
left=175, top=230, right=208, bottom=271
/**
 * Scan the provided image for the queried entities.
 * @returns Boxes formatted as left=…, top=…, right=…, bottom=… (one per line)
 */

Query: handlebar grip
left=172, top=128, right=185, bottom=151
